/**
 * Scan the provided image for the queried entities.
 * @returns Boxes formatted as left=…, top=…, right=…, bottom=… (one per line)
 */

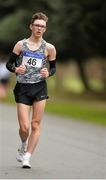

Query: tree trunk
left=55, top=63, right=65, bottom=92
left=101, top=59, right=106, bottom=91
left=76, top=60, right=90, bottom=91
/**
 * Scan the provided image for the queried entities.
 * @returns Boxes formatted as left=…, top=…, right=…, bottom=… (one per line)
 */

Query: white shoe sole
left=16, top=157, right=23, bottom=162
left=22, top=160, right=31, bottom=168
left=22, top=164, right=31, bottom=168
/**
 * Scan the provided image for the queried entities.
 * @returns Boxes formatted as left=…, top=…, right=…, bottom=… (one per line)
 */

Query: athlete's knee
left=31, top=119, right=40, bottom=132
left=20, top=124, right=29, bottom=135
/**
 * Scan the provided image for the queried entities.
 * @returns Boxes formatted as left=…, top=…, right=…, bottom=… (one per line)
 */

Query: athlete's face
left=30, top=19, right=46, bottom=37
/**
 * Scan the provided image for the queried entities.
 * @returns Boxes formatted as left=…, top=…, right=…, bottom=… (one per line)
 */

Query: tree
left=0, top=0, right=56, bottom=53
left=53, top=0, right=106, bottom=92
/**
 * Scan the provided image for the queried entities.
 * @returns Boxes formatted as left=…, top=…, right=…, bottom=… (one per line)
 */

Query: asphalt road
left=0, top=103, right=106, bottom=179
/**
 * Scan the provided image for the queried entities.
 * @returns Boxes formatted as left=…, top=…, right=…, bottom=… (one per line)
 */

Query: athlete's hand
left=40, top=68, right=49, bottom=78
left=15, top=65, right=26, bottom=74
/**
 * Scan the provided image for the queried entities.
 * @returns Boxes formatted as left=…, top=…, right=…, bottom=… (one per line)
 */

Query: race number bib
left=22, top=51, right=44, bottom=68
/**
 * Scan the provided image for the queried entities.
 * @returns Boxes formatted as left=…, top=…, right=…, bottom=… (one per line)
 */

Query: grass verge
left=45, top=101, right=106, bottom=126
left=1, top=89, right=106, bottom=126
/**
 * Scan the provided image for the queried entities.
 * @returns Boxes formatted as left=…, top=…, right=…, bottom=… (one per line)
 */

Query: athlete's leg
left=17, top=103, right=30, bottom=143
left=27, top=99, right=46, bottom=154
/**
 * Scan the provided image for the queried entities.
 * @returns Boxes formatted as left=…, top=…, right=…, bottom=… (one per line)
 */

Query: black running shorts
left=13, top=80, right=49, bottom=105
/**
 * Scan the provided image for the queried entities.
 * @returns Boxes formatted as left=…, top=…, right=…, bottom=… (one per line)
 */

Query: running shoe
left=16, top=145, right=26, bottom=162
left=22, top=155, right=31, bottom=168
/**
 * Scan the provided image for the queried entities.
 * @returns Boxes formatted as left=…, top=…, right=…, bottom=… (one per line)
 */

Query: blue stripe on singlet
left=22, top=50, right=45, bottom=59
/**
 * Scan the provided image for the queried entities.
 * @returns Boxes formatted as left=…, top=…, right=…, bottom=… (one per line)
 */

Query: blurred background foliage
left=0, top=0, right=106, bottom=125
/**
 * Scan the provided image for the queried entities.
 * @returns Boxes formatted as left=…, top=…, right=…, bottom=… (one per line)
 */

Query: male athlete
left=6, top=12, right=56, bottom=168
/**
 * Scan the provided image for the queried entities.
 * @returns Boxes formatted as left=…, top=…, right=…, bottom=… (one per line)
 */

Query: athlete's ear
left=29, top=24, right=33, bottom=31
left=44, top=27, right=47, bottom=33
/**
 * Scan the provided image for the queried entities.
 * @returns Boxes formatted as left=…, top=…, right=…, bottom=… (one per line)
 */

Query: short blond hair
left=30, top=12, right=48, bottom=24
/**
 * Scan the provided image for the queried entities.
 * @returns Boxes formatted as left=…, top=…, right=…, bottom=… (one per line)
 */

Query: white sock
left=24, top=152, right=31, bottom=159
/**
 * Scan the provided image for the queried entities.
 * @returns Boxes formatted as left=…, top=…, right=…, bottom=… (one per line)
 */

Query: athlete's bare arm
left=40, top=43, right=56, bottom=78
left=13, top=41, right=26, bottom=74
left=13, top=41, right=22, bottom=55
left=46, top=42, right=56, bottom=61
